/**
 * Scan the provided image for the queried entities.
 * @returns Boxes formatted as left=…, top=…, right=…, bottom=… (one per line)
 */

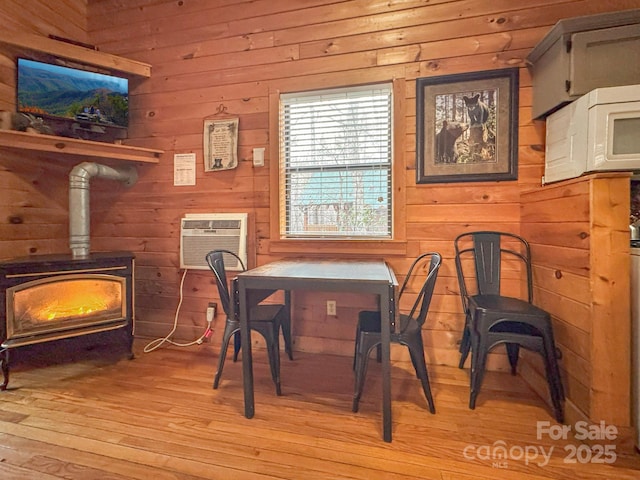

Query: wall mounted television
left=17, top=58, right=129, bottom=142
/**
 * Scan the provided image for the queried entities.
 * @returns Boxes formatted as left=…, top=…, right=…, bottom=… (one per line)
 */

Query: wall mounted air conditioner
left=180, top=213, right=248, bottom=270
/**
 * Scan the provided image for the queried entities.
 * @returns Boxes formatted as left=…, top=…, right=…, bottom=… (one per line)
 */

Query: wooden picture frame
left=416, top=68, right=519, bottom=184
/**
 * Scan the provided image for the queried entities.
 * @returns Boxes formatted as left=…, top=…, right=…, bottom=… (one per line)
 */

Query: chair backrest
left=454, top=231, right=533, bottom=305
left=402, top=252, right=442, bottom=330
left=205, top=250, right=246, bottom=319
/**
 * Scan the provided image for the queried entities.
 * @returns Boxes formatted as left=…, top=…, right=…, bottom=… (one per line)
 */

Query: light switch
left=253, top=147, right=265, bottom=167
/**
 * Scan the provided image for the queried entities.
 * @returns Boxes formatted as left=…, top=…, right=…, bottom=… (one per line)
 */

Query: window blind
left=279, top=84, right=393, bottom=238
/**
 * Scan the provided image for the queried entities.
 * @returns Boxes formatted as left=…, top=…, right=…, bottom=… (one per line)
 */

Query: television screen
left=17, top=58, right=129, bottom=135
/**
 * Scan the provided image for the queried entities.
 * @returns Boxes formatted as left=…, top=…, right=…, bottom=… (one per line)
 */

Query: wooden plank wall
left=1, top=1, right=638, bottom=384
left=84, top=0, right=640, bottom=361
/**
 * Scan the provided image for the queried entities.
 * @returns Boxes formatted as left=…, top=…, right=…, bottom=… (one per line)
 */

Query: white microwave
left=543, top=84, right=640, bottom=184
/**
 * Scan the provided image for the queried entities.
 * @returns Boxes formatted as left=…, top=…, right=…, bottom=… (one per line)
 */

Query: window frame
left=268, top=78, right=407, bottom=256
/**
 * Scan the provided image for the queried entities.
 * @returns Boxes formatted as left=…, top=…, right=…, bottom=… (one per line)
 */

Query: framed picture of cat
left=416, top=68, right=519, bottom=184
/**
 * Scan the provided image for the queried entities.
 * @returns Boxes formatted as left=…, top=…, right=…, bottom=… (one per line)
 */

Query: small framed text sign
left=204, top=117, right=239, bottom=172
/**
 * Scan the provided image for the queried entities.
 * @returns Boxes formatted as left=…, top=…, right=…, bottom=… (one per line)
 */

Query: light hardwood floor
left=0, top=338, right=639, bottom=480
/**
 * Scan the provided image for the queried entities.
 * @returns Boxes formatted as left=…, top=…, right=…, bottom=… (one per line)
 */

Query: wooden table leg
left=239, top=281, right=254, bottom=418
left=381, top=283, right=393, bottom=442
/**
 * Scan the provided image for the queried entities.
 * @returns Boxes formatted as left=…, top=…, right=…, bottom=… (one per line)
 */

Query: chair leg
left=547, top=340, right=565, bottom=401
left=213, top=324, right=237, bottom=389
left=352, top=335, right=373, bottom=413
left=280, top=315, right=294, bottom=361
left=232, top=331, right=241, bottom=362
left=353, top=322, right=381, bottom=368
left=352, top=326, right=360, bottom=371
left=542, top=336, right=565, bottom=422
left=539, top=331, right=564, bottom=402
left=458, top=318, right=471, bottom=369
left=469, top=333, right=489, bottom=410
left=468, top=331, right=478, bottom=406
left=505, top=342, right=520, bottom=375
left=543, top=353, right=564, bottom=423
left=406, top=340, right=435, bottom=414
left=262, top=326, right=282, bottom=396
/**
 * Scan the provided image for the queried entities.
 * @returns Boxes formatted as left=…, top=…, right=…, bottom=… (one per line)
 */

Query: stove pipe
left=69, top=162, right=138, bottom=259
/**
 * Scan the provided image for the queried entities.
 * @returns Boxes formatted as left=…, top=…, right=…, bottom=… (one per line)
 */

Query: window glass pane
left=280, top=84, right=392, bottom=238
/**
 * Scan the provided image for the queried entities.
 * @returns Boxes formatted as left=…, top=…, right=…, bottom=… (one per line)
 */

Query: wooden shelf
left=0, top=30, right=151, bottom=77
left=0, top=130, right=161, bottom=164
left=0, top=32, right=161, bottom=164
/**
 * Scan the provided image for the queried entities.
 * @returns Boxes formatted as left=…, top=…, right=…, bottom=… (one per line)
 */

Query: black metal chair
left=454, top=231, right=564, bottom=422
left=352, top=252, right=441, bottom=414
left=206, top=250, right=293, bottom=395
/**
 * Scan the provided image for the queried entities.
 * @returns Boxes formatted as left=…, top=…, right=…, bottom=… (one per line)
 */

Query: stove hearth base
left=0, top=327, right=134, bottom=390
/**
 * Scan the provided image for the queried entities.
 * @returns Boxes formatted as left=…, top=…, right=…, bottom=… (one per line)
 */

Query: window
left=279, top=84, right=393, bottom=239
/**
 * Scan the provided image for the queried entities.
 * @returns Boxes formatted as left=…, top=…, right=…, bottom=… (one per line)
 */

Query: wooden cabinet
left=527, top=9, right=640, bottom=119
left=521, top=173, right=632, bottom=448
left=0, top=31, right=162, bottom=164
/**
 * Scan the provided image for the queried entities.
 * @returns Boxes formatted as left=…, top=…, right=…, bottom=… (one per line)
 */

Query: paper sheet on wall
left=173, top=153, right=196, bottom=186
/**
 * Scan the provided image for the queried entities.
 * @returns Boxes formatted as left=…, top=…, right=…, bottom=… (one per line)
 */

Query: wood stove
left=0, top=251, right=134, bottom=389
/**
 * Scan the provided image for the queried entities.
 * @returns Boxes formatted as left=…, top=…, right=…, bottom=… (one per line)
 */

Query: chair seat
left=469, top=294, right=552, bottom=338
left=470, top=294, right=549, bottom=319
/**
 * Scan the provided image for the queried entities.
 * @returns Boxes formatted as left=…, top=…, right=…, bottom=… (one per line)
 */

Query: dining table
left=236, top=258, right=398, bottom=442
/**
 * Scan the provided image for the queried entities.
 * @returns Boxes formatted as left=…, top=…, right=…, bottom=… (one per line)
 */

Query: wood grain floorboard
left=0, top=339, right=638, bottom=479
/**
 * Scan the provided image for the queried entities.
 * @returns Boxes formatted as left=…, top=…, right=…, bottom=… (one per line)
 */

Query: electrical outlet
left=206, top=302, right=217, bottom=322
left=326, top=300, right=337, bottom=316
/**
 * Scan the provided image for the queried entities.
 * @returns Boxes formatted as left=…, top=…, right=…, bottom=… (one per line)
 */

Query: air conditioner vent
left=180, top=213, right=247, bottom=270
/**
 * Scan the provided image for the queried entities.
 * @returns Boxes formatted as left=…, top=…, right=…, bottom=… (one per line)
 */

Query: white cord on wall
left=143, top=268, right=213, bottom=353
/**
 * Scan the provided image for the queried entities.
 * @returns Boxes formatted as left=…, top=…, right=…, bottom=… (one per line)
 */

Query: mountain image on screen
left=17, top=58, right=129, bottom=127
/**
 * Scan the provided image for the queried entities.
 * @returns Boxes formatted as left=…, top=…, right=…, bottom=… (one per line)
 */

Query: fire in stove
left=10, top=275, right=125, bottom=339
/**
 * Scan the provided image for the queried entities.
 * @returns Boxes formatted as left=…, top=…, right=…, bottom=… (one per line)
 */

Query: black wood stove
left=0, top=251, right=134, bottom=389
